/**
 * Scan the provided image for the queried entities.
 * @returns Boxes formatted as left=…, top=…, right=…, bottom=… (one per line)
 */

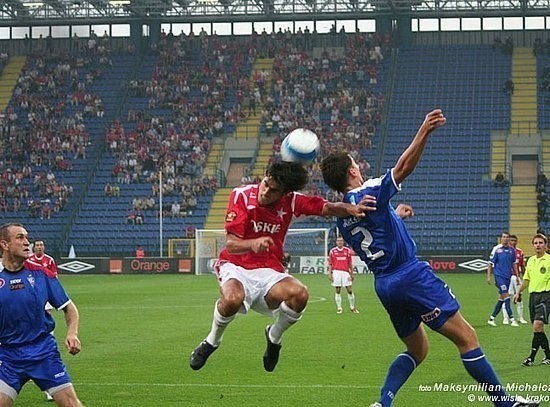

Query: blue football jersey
left=337, top=169, right=418, bottom=275
left=0, top=267, right=70, bottom=346
left=489, top=244, right=516, bottom=278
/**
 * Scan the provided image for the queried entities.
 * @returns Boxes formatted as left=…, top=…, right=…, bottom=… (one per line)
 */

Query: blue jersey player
left=0, top=223, right=83, bottom=407
left=487, top=231, right=519, bottom=327
left=321, top=109, right=538, bottom=407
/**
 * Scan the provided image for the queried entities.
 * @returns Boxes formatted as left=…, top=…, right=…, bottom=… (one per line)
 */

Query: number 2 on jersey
left=351, top=226, right=385, bottom=260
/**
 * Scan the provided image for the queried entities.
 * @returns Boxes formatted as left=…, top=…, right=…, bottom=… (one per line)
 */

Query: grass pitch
left=16, top=273, right=548, bottom=406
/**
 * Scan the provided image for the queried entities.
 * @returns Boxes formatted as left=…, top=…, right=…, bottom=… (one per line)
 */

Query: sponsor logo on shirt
left=9, top=278, right=24, bottom=290
left=251, top=220, right=281, bottom=234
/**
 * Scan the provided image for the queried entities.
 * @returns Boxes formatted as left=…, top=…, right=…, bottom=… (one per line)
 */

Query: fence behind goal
left=194, top=228, right=329, bottom=275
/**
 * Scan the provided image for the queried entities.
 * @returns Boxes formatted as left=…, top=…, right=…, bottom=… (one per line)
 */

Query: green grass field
left=16, top=274, right=548, bottom=406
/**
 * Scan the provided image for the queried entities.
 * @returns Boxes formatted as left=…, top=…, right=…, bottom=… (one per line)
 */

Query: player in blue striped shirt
left=321, top=109, right=537, bottom=407
left=0, top=223, right=83, bottom=406
left=487, top=231, right=519, bottom=327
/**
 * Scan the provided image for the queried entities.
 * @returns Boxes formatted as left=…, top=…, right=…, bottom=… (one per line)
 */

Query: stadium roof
left=0, top=0, right=547, bottom=25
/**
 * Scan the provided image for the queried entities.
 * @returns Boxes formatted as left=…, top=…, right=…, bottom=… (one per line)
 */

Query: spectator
left=502, top=79, right=514, bottom=95
left=127, top=210, right=135, bottom=224
left=135, top=245, right=145, bottom=258
left=494, top=172, right=507, bottom=187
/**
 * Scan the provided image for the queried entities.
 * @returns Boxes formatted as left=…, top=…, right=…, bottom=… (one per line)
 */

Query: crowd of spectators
left=258, top=32, right=387, bottom=197
left=0, top=43, right=111, bottom=218
left=110, top=31, right=279, bottom=224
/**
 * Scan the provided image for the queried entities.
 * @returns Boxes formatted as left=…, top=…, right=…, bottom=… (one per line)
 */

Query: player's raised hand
left=395, top=203, right=414, bottom=219
left=251, top=236, right=274, bottom=253
left=423, top=109, right=446, bottom=133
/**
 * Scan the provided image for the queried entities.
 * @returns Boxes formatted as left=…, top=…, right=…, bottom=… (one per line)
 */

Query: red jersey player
left=190, top=161, right=376, bottom=372
left=28, top=239, right=58, bottom=277
left=506, top=234, right=528, bottom=324
left=328, top=236, right=358, bottom=314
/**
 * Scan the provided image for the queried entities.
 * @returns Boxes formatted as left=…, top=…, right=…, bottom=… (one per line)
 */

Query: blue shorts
left=494, top=275, right=511, bottom=295
left=374, top=260, right=460, bottom=338
left=0, top=335, right=72, bottom=399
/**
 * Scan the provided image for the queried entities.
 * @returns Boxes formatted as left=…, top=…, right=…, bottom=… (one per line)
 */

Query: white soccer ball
left=280, top=128, right=320, bottom=164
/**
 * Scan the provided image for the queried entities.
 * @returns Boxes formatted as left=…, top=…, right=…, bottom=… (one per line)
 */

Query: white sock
left=206, top=300, right=236, bottom=346
left=335, top=293, right=342, bottom=309
left=502, top=304, right=509, bottom=320
left=517, top=302, right=524, bottom=319
left=269, top=301, right=302, bottom=345
left=348, top=293, right=355, bottom=309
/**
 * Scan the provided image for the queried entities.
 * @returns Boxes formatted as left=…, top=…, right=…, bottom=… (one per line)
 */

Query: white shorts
left=216, top=262, right=293, bottom=317
left=331, top=270, right=352, bottom=287
left=508, top=275, right=520, bottom=296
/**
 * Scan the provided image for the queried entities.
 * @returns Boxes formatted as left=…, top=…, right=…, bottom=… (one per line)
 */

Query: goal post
left=195, top=228, right=330, bottom=275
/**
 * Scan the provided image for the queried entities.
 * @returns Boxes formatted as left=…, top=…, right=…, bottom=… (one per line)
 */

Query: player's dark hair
left=266, top=161, right=308, bottom=192
left=532, top=233, right=547, bottom=244
left=320, top=152, right=352, bottom=194
left=509, top=234, right=517, bottom=239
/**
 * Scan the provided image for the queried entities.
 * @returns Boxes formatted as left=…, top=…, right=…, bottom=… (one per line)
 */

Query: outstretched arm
left=322, top=195, right=377, bottom=218
left=393, top=109, right=446, bottom=185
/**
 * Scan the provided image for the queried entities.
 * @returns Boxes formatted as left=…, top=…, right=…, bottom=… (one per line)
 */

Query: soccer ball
left=280, top=128, right=320, bottom=164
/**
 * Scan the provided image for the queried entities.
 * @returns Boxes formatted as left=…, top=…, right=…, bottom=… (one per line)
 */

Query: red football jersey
left=328, top=246, right=353, bottom=272
left=514, top=246, right=525, bottom=274
left=28, top=253, right=58, bottom=277
left=218, top=183, right=327, bottom=271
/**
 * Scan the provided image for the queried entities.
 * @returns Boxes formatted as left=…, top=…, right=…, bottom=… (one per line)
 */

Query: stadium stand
left=3, top=33, right=547, bottom=257
left=379, top=44, right=511, bottom=252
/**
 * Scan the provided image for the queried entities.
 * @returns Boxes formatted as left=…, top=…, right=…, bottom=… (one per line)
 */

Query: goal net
left=195, top=228, right=330, bottom=275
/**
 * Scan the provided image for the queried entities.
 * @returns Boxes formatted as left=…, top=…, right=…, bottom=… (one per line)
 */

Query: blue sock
left=461, top=347, right=512, bottom=407
left=503, top=298, right=514, bottom=319
left=491, top=300, right=503, bottom=318
left=379, top=352, right=417, bottom=406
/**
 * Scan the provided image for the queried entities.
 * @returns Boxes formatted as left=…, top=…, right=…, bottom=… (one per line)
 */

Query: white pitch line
left=74, top=382, right=378, bottom=390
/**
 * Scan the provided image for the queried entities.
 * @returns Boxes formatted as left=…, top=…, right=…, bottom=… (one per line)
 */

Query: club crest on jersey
left=252, top=220, right=281, bottom=234
left=27, top=274, right=35, bottom=288
left=225, top=211, right=237, bottom=222
left=540, top=266, right=547, bottom=274
left=0, top=279, right=4, bottom=289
